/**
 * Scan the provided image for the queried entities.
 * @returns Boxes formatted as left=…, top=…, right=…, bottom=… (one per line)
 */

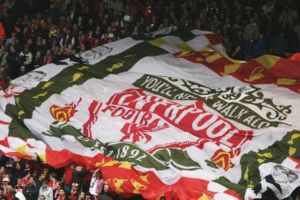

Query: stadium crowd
left=0, top=0, right=299, bottom=199
left=0, top=155, right=143, bottom=200
left=0, top=0, right=299, bottom=89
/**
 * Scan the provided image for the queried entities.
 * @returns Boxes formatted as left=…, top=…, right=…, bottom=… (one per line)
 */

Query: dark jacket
left=23, top=183, right=39, bottom=200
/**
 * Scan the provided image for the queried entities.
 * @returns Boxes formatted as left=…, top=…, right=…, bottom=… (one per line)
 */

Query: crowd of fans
left=0, top=0, right=298, bottom=88
left=0, top=0, right=299, bottom=199
left=0, top=155, right=145, bottom=200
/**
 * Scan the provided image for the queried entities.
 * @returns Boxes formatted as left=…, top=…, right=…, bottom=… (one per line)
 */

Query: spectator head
left=46, top=49, right=52, bottom=56
left=35, top=51, right=42, bottom=59
left=79, top=192, right=85, bottom=200
left=56, top=181, right=62, bottom=190
left=85, top=193, right=92, bottom=200
left=2, top=176, right=10, bottom=184
left=95, top=26, right=101, bottom=33
left=11, top=32, right=17, bottom=39
left=42, top=38, right=47, bottom=45
left=71, top=182, right=79, bottom=191
left=9, top=45, right=16, bottom=53
left=16, top=178, right=22, bottom=186
left=88, top=18, right=93, bottom=26
left=59, top=189, right=66, bottom=197
left=20, top=66, right=26, bottom=74
left=70, top=163, right=75, bottom=168
left=0, top=66, right=5, bottom=75
left=24, top=169, right=31, bottom=177
left=0, top=188, right=4, bottom=197
left=24, top=45, right=29, bottom=53
left=15, top=162, right=22, bottom=170
left=66, top=29, right=71, bottom=36
left=88, top=30, right=93, bottom=38
left=95, top=170, right=102, bottom=179
left=49, top=173, right=57, bottom=180
left=42, top=180, right=48, bottom=188
left=75, top=166, right=83, bottom=172
left=29, top=176, right=36, bottom=185
left=6, top=186, right=14, bottom=195
left=39, top=173, right=47, bottom=181
left=80, top=44, right=86, bottom=52
left=103, top=183, right=109, bottom=193
left=0, top=166, right=4, bottom=174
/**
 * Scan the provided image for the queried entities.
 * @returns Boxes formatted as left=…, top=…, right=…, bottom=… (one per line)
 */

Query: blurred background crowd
left=0, top=0, right=299, bottom=88
left=0, top=155, right=145, bottom=200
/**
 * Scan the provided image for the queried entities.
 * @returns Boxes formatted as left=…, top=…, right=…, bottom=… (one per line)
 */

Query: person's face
left=17, top=178, right=22, bottom=185
left=15, top=162, right=21, bottom=169
left=95, top=171, right=101, bottom=179
left=59, top=189, right=65, bottom=196
left=2, top=180, right=8, bottom=185
left=103, top=184, right=109, bottom=192
left=67, top=44, right=73, bottom=49
left=9, top=46, right=15, bottom=52
left=20, top=66, right=26, bottom=73
left=40, top=173, right=46, bottom=180
left=25, top=171, right=31, bottom=178
left=85, top=195, right=91, bottom=200
left=29, top=177, right=35, bottom=185
left=93, top=195, right=98, bottom=200
left=42, top=181, right=47, bottom=188
left=79, top=192, right=85, bottom=199
left=36, top=51, right=41, bottom=58
left=72, top=185, right=78, bottom=191
left=0, top=167, right=5, bottom=174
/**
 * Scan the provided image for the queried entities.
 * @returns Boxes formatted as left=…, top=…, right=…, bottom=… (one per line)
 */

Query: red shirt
left=68, top=191, right=78, bottom=200
left=57, top=195, right=67, bottom=200
left=22, top=177, right=30, bottom=187
left=48, top=179, right=58, bottom=190
left=64, top=165, right=74, bottom=185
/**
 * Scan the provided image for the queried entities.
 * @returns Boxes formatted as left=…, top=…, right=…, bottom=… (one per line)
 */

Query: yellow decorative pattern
left=42, top=81, right=54, bottom=89
left=244, top=66, right=264, bottom=82
left=255, top=55, right=279, bottom=69
left=33, top=92, right=48, bottom=99
left=205, top=53, right=222, bottom=63
left=69, top=72, right=83, bottom=83
left=18, top=110, right=25, bottom=118
left=175, top=43, right=193, bottom=51
left=221, top=63, right=241, bottom=75
left=289, top=147, right=297, bottom=156
left=148, top=38, right=167, bottom=47
left=277, top=78, right=297, bottom=86
left=139, top=174, right=149, bottom=184
left=107, top=62, right=124, bottom=72
left=198, top=193, right=210, bottom=200
left=118, top=161, right=132, bottom=169
left=131, top=179, right=147, bottom=194
left=77, top=66, right=90, bottom=71
left=113, top=178, right=127, bottom=193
